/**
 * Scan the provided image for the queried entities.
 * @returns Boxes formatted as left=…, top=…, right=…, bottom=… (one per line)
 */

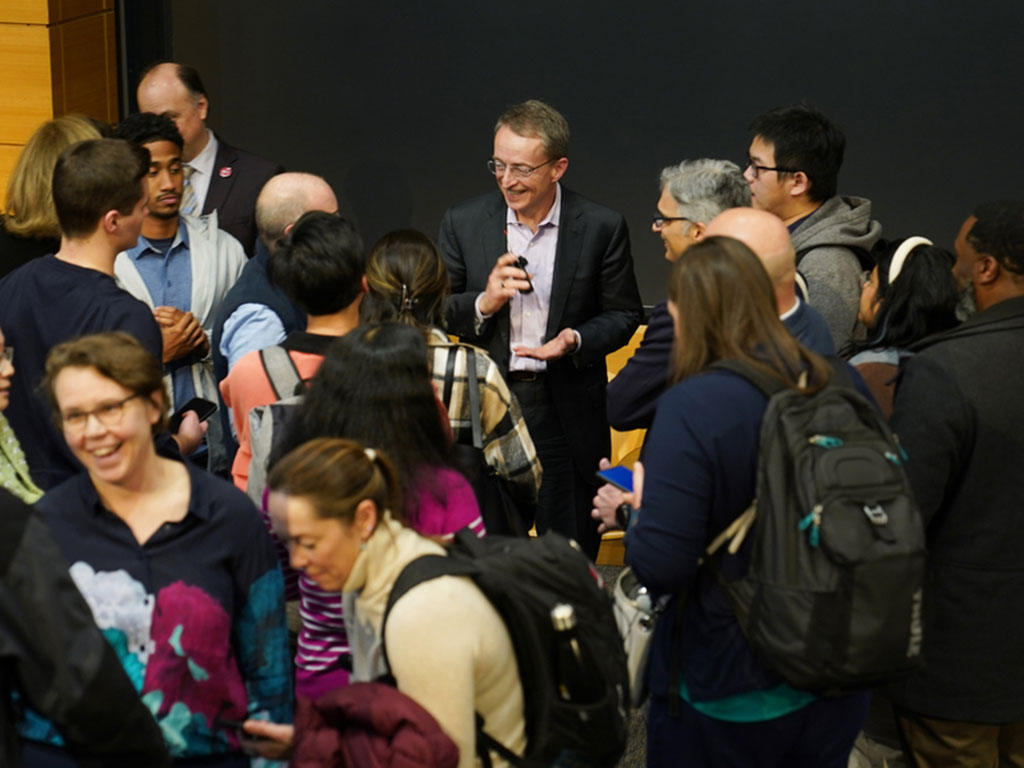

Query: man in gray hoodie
left=744, top=104, right=881, bottom=348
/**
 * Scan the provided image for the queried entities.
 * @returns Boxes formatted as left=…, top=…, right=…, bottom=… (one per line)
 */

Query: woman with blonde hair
left=1, top=114, right=101, bottom=277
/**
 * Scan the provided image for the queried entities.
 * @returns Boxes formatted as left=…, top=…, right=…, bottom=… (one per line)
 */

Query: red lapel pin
left=218, top=166, right=233, bottom=178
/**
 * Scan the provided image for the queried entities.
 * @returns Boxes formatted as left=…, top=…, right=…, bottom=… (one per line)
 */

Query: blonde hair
left=4, top=115, right=102, bottom=239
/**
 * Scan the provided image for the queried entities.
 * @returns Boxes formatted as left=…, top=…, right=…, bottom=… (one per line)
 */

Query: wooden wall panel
left=0, top=146, right=24, bottom=209
left=49, top=0, right=113, bottom=24
left=0, top=25, right=54, bottom=145
left=49, top=11, right=118, bottom=125
left=1, top=0, right=50, bottom=24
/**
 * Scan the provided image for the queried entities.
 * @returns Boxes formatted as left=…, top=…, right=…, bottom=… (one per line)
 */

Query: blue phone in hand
left=596, top=465, right=634, bottom=493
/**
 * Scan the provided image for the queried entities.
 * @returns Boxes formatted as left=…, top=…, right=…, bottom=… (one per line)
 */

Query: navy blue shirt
left=26, top=456, right=291, bottom=763
left=0, top=255, right=163, bottom=489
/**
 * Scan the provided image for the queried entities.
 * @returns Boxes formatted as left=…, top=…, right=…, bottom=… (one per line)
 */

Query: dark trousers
left=646, top=692, right=869, bottom=768
left=509, top=376, right=601, bottom=560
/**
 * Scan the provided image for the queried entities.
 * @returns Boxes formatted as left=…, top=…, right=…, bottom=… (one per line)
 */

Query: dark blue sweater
left=627, top=364, right=869, bottom=702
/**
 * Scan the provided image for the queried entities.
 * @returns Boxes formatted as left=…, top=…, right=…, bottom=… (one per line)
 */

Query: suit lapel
left=483, top=197, right=511, bottom=356
left=547, top=189, right=582, bottom=340
left=202, top=140, right=239, bottom=215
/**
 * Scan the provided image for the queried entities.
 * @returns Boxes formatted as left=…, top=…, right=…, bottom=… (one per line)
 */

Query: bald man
left=706, top=207, right=834, bottom=355
left=137, top=62, right=283, bottom=255
left=210, top=172, right=338, bottom=471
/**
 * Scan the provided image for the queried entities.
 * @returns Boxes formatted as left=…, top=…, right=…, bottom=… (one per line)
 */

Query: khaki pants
left=898, top=711, right=1024, bottom=768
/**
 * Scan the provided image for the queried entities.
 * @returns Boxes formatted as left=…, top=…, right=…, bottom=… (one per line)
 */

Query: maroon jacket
left=293, top=682, right=459, bottom=768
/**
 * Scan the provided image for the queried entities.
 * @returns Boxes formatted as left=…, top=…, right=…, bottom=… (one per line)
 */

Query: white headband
left=887, top=236, right=933, bottom=286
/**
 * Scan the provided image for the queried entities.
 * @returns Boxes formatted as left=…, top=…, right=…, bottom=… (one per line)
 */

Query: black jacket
left=0, top=489, right=170, bottom=766
left=889, top=295, right=1024, bottom=721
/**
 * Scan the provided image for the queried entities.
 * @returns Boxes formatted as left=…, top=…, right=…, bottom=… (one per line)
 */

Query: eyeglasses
left=652, top=215, right=691, bottom=229
left=744, top=157, right=799, bottom=179
left=0, top=347, right=13, bottom=367
left=61, top=394, right=143, bottom=433
left=487, top=157, right=555, bottom=180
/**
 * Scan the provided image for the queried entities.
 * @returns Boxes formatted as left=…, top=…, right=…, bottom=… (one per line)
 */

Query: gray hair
left=659, top=159, right=750, bottom=225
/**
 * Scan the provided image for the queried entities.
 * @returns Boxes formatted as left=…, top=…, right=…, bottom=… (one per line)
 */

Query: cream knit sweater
left=343, top=515, right=525, bottom=768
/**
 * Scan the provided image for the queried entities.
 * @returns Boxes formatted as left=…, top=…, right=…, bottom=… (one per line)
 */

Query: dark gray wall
left=153, top=1, right=1024, bottom=304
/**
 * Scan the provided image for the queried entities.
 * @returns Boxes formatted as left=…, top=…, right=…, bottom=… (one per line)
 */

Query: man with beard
left=888, top=201, right=1024, bottom=765
left=113, top=113, right=246, bottom=468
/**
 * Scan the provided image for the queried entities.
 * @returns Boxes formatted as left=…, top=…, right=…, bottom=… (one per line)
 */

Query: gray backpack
left=706, top=358, right=926, bottom=694
left=245, top=346, right=307, bottom=505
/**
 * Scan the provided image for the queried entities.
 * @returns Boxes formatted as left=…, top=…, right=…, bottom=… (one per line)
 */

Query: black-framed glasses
left=487, top=157, right=556, bottom=180
left=61, top=394, right=143, bottom=433
left=652, top=215, right=691, bottom=229
left=744, top=157, right=799, bottom=179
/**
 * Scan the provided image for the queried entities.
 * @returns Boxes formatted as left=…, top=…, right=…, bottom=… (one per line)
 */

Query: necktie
left=181, top=164, right=198, bottom=216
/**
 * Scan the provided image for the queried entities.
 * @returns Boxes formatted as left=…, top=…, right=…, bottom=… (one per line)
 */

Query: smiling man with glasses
left=439, top=99, right=642, bottom=560
left=744, top=104, right=882, bottom=349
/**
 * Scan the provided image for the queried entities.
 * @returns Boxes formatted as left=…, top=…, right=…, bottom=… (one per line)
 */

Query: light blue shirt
left=126, top=227, right=196, bottom=408
left=219, top=303, right=288, bottom=371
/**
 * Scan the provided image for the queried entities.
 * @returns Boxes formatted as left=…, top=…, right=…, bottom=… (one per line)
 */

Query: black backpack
left=707, top=358, right=926, bottom=694
left=383, top=528, right=629, bottom=768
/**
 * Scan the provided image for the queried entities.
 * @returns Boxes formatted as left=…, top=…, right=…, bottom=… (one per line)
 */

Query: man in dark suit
left=439, top=100, right=642, bottom=558
left=137, top=62, right=283, bottom=256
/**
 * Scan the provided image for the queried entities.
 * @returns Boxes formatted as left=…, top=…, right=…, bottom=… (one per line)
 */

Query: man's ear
left=788, top=171, right=811, bottom=198
left=689, top=221, right=707, bottom=242
left=551, top=157, right=569, bottom=183
left=975, top=254, right=1001, bottom=286
left=101, top=209, right=120, bottom=235
left=196, top=94, right=209, bottom=122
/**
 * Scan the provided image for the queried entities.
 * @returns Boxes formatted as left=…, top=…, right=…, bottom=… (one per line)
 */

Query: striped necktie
left=181, top=164, right=198, bottom=216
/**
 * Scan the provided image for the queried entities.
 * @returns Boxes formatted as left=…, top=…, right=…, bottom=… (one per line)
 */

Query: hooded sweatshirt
left=791, top=195, right=882, bottom=348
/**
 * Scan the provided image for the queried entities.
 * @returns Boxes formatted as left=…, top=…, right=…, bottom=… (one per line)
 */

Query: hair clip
left=364, top=447, right=377, bottom=463
left=400, top=283, right=416, bottom=311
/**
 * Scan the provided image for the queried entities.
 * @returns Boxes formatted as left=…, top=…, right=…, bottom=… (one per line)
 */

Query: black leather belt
left=508, top=370, right=545, bottom=382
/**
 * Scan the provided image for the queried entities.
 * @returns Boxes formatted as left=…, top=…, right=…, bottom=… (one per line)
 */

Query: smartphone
left=168, top=397, right=218, bottom=432
left=514, top=255, right=535, bottom=294
left=596, top=465, right=634, bottom=493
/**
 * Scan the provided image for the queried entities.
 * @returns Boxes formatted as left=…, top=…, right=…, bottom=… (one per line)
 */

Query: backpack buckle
left=863, top=504, right=888, bottom=526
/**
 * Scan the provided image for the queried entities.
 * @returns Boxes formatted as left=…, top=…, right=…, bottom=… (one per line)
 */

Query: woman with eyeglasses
left=844, top=237, right=960, bottom=419
left=16, top=331, right=291, bottom=767
left=0, top=327, right=43, bottom=503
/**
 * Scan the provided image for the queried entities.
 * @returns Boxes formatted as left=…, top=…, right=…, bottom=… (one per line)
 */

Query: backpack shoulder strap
left=381, top=554, right=479, bottom=668
left=441, top=343, right=486, bottom=450
left=463, top=347, right=484, bottom=449
left=259, top=345, right=303, bottom=400
left=709, top=358, right=786, bottom=398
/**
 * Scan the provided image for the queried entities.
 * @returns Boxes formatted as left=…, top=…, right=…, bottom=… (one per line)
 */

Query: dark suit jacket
left=202, top=138, right=284, bottom=256
left=606, top=299, right=673, bottom=432
left=439, top=187, right=642, bottom=473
